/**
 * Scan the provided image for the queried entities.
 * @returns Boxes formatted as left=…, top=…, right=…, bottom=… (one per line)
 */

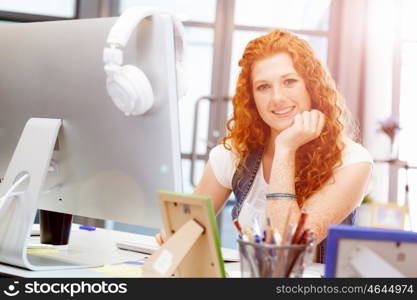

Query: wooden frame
left=142, top=191, right=226, bottom=278
left=370, top=202, right=407, bottom=230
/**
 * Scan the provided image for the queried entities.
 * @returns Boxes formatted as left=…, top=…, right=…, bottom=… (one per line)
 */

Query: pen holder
left=237, top=239, right=314, bottom=278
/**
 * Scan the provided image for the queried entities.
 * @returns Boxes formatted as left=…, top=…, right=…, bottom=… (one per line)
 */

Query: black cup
left=39, top=209, right=73, bottom=245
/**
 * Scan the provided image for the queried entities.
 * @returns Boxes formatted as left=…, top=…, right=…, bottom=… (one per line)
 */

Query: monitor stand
left=0, top=118, right=91, bottom=270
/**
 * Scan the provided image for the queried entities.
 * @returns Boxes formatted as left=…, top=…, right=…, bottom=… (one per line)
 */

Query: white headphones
left=103, top=7, right=186, bottom=116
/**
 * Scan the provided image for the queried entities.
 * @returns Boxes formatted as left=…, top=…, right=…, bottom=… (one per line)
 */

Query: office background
left=1, top=0, right=416, bottom=248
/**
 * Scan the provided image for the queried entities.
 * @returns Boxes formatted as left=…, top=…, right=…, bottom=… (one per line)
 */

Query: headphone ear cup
left=106, top=65, right=154, bottom=116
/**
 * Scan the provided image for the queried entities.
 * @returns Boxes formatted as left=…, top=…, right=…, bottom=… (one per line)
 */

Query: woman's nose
left=271, top=85, right=286, bottom=103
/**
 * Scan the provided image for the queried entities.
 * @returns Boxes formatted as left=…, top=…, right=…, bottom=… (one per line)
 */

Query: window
left=179, top=27, right=214, bottom=193
left=120, top=0, right=216, bottom=22
left=234, top=0, right=331, bottom=31
left=0, top=0, right=76, bottom=18
left=396, top=0, right=417, bottom=230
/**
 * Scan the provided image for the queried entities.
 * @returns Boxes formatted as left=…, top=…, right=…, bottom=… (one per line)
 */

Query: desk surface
left=0, top=227, right=323, bottom=278
left=0, top=227, right=150, bottom=277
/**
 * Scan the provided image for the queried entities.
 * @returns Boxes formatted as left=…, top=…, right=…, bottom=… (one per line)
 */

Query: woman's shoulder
left=210, top=139, right=237, bottom=155
left=208, top=142, right=239, bottom=189
left=340, top=138, right=374, bottom=168
left=209, top=142, right=238, bottom=164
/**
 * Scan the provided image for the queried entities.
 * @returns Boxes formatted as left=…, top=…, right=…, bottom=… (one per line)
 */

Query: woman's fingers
left=155, top=230, right=167, bottom=246
left=275, top=110, right=325, bottom=150
left=155, top=233, right=162, bottom=245
left=310, top=110, right=318, bottom=132
left=293, top=112, right=303, bottom=127
left=317, top=111, right=326, bottom=134
left=302, top=111, right=310, bottom=129
left=309, top=109, right=325, bottom=137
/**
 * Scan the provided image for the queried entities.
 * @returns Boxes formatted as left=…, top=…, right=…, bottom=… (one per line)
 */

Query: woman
left=157, top=30, right=373, bottom=261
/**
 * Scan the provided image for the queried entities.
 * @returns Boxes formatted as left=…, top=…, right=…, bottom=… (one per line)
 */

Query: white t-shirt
left=208, top=138, right=373, bottom=229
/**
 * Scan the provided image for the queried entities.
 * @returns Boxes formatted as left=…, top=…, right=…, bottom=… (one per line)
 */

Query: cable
left=0, top=164, right=57, bottom=212
left=0, top=173, right=29, bottom=212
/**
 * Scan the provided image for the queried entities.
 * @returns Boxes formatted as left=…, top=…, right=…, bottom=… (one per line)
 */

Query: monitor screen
left=0, top=16, right=183, bottom=229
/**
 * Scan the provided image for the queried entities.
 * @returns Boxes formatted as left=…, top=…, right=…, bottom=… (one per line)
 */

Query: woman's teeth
left=272, top=106, right=295, bottom=115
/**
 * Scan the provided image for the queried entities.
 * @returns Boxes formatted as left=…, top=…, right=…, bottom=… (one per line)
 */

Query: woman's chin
left=270, top=120, right=293, bottom=133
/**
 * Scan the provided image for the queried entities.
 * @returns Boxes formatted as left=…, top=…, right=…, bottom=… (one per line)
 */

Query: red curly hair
left=223, top=29, right=354, bottom=204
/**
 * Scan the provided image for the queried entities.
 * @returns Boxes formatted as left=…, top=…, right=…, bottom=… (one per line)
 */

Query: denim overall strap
left=315, top=209, right=357, bottom=263
left=231, top=147, right=264, bottom=220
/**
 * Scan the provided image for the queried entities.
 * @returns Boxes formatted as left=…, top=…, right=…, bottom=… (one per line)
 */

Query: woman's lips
left=271, top=106, right=295, bottom=118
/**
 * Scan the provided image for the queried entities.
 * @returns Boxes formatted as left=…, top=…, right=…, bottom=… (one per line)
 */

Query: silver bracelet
left=266, top=193, right=297, bottom=200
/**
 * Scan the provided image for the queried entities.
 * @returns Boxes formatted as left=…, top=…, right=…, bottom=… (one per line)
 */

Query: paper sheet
left=88, top=261, right=145, bottom=277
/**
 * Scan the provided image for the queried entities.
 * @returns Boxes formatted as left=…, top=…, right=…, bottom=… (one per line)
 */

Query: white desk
left=0, top=227, right=323, bottom=278
left=0, top=227, right=149, bottom=277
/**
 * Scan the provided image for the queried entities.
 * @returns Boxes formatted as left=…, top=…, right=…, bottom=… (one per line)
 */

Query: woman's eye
left=257, top=84, right=269, bottom=91
left=284, top=79, right=297, bottom=86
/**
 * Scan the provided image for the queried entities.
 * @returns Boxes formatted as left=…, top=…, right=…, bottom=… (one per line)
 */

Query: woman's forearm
left=268, top=147, right=296, bottom=193
left=266, top=147, right=301, bottom=241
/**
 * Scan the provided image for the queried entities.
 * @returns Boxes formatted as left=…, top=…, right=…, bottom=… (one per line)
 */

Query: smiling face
left=251, top=52, right=312, bottom=137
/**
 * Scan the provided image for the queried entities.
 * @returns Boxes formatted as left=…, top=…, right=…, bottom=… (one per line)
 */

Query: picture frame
left=370, top=202, right=407, bottom=230
left=141, top=191, right=226, bottom=278
left=325, top=225, right=417, bottom=277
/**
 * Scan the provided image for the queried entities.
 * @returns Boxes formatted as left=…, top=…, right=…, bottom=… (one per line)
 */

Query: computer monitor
left=0, top=16, right=182, bottom=230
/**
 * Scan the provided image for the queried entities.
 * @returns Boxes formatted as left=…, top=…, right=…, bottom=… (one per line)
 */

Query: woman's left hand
left=275, top=110, right=325, bottom=152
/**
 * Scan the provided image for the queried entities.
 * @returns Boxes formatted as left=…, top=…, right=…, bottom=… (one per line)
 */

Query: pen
left=233, top=219, right=242, bottom=233
left=244, top=228, right=254, bottom=242
left=252, top=218, right=264, bottom=245
left=286, top=225, right=295, bottom=245
left=252, top=218, right=262, bottom=237
left=299, top=229, right=314, bottom=245
left=264, top=218, right=274, bottom=244
left=263, top=217, right=272, bottom=243
left=79, top=225, right=96, bottom=231
left=242, top=233, right=250, bottom=242
left=272, top=228, right=282, bottom=245
left=285, top=230, right=314, bottom=278
left=264, top=228, right=273, bottom=244
left=281, top=209, right=292, bottom=245
left=297, top=228, right=314, bottom=244
left=291, top=211, right=308, bottom=244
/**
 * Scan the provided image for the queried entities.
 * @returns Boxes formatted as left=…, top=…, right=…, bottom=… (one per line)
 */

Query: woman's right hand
left=275, top=110, right=325, bottom=152
left=155, top=230, right=167, bottom=246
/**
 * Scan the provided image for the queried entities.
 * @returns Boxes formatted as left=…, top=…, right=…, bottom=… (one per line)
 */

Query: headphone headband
left=103, top=7, right=186, bottom=98
left=107, top=7, right=156, bottom=47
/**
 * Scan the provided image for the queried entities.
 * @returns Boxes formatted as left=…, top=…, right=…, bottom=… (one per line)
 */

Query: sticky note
left=27, top=248, right=59, bottom=255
